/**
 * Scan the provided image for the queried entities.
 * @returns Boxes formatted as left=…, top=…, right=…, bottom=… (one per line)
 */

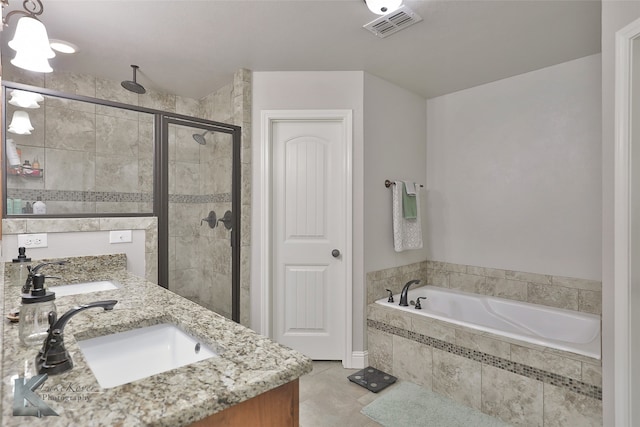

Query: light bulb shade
left=49, top=39, right=78, bottom=54
left=8, top=17, right=55, bottom=59
left=365, top=0, right=403, bottom=15
left=9, top=90, right=44, bottom=109
left=8, top=111, right=35, bottom=135
left=10, top=49, right=53, bottom=73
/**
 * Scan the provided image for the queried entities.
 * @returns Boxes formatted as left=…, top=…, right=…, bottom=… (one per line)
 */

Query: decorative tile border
left=6, top=189, right=232, bottom=204
left=7, top=189, right=153, bottom=203
left=368, top=319, right=602, bottom=401
left=169, top=193, right=231, bottom=203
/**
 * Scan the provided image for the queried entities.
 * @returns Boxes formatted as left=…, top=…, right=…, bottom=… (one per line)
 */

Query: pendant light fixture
left=364, top=0, right=403, bottom=15
left=2, top=0, right=56, bottom=73
left=8, top=90, right=44, bottom=109
left=8, top=111, right=35, bottom=135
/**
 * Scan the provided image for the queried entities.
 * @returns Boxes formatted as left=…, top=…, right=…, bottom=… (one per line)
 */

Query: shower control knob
left=331, top=249, right=341, bottom=258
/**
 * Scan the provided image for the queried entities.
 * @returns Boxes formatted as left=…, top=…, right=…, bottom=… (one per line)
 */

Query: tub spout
left=399, top=280, right=421, bottom=306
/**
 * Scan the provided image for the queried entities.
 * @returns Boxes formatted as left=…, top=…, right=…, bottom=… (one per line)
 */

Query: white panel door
left=272, top=117, right=347, bottom=360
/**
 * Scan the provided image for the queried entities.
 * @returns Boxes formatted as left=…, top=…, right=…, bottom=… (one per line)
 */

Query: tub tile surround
left=366, top=260, right=603, bottom=426
left=366, top=260, right=429, bottom=304
left=367, top=316, right=602, bottom=426
left=426, top=260, right=602, bottom=315
left=366, top=260, right=602, bottom=315
left=482, top=364, right=544, bottom=427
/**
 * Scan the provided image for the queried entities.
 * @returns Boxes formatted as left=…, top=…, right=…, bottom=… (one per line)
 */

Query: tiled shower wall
left=3, top=70, right=161, bottom=215
left=169, top=69, right=252, bottom=325
left=3, top=67, right=252, bottom=327
left=366, top=260, right=603, bottom=426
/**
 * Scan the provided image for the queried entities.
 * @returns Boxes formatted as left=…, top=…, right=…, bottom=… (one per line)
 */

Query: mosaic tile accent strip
left=6, top=190, right=232, bottom=204
left=7, top=189, right=153, bottom=203
left=169, top=193, right=231, bottom=203
left=367, top=319, right=602, bottom=401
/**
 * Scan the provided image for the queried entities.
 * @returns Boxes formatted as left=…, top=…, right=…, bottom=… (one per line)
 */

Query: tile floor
left=299, top=361, right=388, bottom=427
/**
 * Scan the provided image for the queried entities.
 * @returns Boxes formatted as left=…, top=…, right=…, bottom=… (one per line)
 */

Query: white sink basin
left=77, top=323, right=218, bottom=388
left=51, top=280, right=119, bottom=297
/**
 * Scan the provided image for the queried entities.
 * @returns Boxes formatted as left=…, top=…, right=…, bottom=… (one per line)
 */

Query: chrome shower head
left=121, top=65, right=146, bottom=94
left=192, top=131, right=210, bottom=145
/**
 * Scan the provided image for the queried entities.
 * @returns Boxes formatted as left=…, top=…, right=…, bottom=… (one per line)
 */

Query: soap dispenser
left=11, top=247, right=31, bottom=290
left=19, top=274, right=57, bottom=347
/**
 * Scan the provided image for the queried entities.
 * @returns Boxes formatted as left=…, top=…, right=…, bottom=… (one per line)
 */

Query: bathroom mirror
left=3, top=82, right=156, bottom=217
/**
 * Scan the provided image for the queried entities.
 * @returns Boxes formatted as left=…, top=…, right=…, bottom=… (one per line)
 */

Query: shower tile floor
left=299, top=361, right=385, bottom=426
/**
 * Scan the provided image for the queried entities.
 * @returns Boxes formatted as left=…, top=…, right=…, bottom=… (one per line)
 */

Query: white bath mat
left=361, top=381, right=512, bottom=427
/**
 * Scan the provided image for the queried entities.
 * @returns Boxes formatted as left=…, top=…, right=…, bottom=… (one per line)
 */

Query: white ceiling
left=1, top=0, right=601, bottom=100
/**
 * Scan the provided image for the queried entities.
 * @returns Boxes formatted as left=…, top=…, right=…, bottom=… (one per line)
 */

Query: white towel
left=392, top=181, right=423, bottom=252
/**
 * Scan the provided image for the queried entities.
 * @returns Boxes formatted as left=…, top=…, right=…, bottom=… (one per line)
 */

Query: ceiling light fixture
left=8, top=111, right=35, bottom=135
left=49, top=39, right=78, bottom=54
left=8, top=90, right=44, bottom=108
left=364, top=0, right=403, bottom=15
left=2, top=0, right=56, bottom=73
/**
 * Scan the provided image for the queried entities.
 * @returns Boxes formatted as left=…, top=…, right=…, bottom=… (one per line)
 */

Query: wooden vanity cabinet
left=190, top=379, right=299, bottom=427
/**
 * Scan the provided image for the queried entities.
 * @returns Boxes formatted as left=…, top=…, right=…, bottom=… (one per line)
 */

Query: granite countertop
left=1, top=255, right=312, bottom=426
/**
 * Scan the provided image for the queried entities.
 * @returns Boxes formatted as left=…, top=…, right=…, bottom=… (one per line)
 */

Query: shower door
left=158, top=117, right=240, bottom=322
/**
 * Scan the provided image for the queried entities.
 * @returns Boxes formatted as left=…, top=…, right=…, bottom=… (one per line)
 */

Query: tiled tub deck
left=367, top=301, right=602, bottom=426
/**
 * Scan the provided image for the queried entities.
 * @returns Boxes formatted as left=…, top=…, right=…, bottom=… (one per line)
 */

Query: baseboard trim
left=346, top=351, right=368, bottom=369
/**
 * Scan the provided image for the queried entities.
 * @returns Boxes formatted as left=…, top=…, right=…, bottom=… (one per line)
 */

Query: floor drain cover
left=348, top=366, right=397, bottom=393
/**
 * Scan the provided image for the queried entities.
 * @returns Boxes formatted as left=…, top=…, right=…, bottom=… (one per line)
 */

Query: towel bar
left=384, top=179, right=424, bottom=188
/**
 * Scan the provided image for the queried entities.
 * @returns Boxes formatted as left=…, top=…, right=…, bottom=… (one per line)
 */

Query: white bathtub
left=375, top=285, right=601, bottom=359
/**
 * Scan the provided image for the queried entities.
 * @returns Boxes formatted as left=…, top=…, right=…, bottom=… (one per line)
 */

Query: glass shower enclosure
left=2, top=81, right=241, bottom=323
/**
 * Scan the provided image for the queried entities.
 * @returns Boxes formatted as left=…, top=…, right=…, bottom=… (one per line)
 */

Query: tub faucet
left=36, top=300, right=118, bottom=375
left=399, top=279, right=421, bottom=306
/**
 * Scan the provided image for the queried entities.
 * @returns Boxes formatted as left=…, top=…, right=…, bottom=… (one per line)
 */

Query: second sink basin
left=77, top=323, right=219, bottom=388
left=52, top=280, right=119, bottom=297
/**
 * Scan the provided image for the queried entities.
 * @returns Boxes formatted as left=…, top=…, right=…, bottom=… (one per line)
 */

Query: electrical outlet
left=17, top=233, right=48, bottom=249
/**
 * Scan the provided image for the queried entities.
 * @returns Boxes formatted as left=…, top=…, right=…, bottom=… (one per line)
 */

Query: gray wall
left=363, top=73, right=428, bottom=272
left=426, top=54, right=602, bottom=281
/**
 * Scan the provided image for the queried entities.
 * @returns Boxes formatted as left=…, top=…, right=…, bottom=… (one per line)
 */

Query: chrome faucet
left=36, top=300, right=118, bottom=375
left=399, top=279, right=421, bottom=306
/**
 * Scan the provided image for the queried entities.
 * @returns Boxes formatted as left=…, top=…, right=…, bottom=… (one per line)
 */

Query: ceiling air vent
left=363, top=5, right=423, bottom=39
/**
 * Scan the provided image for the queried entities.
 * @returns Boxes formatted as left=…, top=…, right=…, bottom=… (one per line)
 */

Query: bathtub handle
left=385, top=289, right=394, bottom=303
left=415, top=297, right=427, bottom=309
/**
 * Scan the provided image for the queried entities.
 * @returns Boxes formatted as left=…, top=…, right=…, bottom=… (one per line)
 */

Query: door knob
left=331, top=249, right=341, bottom=258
